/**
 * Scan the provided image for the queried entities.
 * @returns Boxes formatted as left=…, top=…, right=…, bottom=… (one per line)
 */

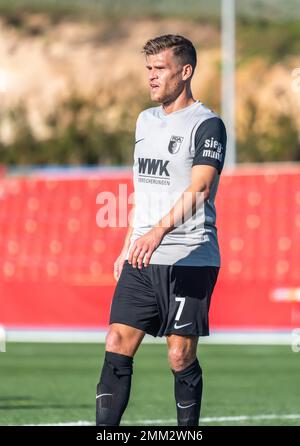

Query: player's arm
left=114, top=113, right=142, bottom=280
left=123, top=206, right=135, bottom=251
left=113, top=203, right=135, bottom=281
left=155, top=164, right=218, bottom=233
left=153, top=116, right=227, bottom=237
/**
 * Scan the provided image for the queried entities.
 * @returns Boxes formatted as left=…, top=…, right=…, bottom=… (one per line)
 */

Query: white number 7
left=175, top=297, right=186, bottom=321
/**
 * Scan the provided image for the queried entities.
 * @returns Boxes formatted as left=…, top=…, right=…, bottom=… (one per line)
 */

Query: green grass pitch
left=0, top=342, right=299, bottom=426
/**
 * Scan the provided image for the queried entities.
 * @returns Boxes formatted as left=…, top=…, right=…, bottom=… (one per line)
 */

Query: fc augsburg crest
left=168, top=135, right=184, bottom=154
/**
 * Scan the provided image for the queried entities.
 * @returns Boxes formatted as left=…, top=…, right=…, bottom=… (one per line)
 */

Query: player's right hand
left=113, top=250, right=127, bottom=282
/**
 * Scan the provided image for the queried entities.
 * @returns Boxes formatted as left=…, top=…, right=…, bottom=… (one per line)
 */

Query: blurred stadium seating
left=0, top=165, right=299, bottom=332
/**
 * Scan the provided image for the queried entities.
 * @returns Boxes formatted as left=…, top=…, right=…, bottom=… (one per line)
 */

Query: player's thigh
left=105, top=323, right=145, bottom=357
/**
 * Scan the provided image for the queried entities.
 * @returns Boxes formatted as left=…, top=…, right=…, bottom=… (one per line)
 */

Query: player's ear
left=182, top=64, right=193, bottom=81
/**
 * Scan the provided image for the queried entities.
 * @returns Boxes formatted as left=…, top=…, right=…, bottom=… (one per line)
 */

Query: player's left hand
left=128, top=227, right=165, bottom=268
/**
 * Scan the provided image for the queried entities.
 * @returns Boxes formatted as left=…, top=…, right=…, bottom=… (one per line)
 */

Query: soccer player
left=96, top=34, right=226, bottom=426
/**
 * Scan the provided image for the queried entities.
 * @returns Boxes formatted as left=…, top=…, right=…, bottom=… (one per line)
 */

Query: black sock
left=96, top=351, right=133, bottom=426
left=172, top=358, right=203, bottom=426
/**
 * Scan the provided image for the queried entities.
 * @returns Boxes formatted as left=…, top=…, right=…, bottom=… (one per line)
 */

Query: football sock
left=96, top=351, right=133, bottom=426
left=172, top=358, right=203, bottom=426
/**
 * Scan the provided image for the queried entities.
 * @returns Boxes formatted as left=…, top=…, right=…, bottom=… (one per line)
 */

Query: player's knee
left=105, top=329, right=124, bottom=354
left=168, top=347, right=196, bottom=371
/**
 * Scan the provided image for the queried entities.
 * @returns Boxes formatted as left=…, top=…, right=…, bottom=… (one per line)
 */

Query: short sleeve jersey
left=126, top=100, right=227, bottom=266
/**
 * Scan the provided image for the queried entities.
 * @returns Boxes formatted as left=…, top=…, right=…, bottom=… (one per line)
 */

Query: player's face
left=146, top=49, right=185, bottom=104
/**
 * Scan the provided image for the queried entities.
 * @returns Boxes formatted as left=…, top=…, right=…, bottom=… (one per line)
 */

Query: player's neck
left=162, top=94, right=196, bottom=115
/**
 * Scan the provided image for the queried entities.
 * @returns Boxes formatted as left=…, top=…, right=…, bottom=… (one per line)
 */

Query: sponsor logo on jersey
left=138, top=158, right=170, bottom=177
left=168, top=135, right=184, bottom=154
left=203, top=137, right=224, bottom=162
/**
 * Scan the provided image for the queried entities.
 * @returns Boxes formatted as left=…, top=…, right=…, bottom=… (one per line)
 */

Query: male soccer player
left=96, top=34, right=226, bottom=426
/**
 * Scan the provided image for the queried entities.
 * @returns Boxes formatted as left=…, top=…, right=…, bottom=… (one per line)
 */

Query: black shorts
left=109, top=260, right=219, bottom=337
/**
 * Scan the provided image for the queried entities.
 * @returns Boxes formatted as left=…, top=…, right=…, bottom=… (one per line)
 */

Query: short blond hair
left=142, top=34, right=197, bottom=76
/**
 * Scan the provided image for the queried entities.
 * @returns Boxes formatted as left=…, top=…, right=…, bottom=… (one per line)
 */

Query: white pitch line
left=18, top=414, right=300, bottom=426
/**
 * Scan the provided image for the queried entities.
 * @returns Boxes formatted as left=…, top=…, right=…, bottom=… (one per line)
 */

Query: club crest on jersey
left=168, top=135, right=184, bottom=154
